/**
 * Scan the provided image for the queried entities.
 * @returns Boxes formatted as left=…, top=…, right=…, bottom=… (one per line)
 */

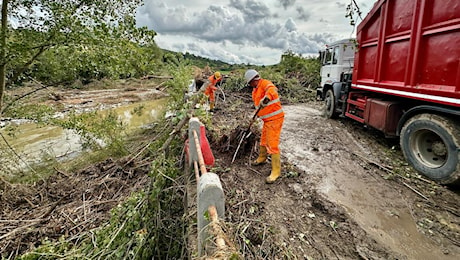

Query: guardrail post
left=197, top=173, right=225, bottom=256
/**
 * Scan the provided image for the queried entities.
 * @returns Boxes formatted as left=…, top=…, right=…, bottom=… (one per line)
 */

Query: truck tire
left=324, top=89, right=338, bottom=119
left=400, top=113, right=460, bottom=184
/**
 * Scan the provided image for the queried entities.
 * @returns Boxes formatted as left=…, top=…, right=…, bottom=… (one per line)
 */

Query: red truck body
left=322, top=0, right=460, bottom=184
left=353, top=0, right=460, bottom=106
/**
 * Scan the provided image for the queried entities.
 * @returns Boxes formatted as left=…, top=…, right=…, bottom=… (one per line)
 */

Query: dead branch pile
left=214, top=125, right=259, bottom=159
left=0, top=157, right=150, bottom=258
left=205, top=92, right=260, bottom=160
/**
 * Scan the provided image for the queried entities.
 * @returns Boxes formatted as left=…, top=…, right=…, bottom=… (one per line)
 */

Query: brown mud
left=208, top=92, right=460, bottom=259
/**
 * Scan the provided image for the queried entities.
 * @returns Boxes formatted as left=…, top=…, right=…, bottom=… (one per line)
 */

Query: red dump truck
left=319, top=0, right=460, bottom=184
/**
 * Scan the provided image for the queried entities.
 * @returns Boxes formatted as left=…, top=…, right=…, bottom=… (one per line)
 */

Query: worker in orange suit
left=204, top=71, right=222, bottom=111
left=244, top=69, right=284, bottom=184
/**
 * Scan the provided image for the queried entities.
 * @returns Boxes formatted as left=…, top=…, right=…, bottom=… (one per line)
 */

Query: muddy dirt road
left=281, top=103, right=459, bottom=259
left=213, top=97, right=460, bottom=259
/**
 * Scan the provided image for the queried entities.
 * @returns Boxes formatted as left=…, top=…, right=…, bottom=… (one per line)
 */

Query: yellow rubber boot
left=266, top=153, right=281, bottom=184
left=251, top=146, right=267, bottom=166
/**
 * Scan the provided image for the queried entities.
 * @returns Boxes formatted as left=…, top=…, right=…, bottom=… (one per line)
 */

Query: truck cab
left=317, top=39, right=355, bottom=100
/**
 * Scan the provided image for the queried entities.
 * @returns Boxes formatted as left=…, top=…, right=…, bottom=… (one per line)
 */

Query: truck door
left=320, top=46, right=339, bottom=88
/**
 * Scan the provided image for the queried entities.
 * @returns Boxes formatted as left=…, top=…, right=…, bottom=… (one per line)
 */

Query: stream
left=0, top=99, right=167, bottom=175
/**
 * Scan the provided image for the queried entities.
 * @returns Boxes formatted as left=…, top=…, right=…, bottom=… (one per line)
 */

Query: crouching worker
left=204, top=71, right=222, bottom=111
left=244, top=69, right=284, bottom=184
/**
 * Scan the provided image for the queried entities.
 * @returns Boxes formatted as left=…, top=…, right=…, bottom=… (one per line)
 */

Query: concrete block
left=197, top=172, right=225, bottom=256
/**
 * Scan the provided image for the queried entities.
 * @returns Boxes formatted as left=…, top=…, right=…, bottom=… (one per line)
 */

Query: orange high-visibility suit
left=204, top=75, right=221, bottom=110
left=252, top=79, right=284, bottom=155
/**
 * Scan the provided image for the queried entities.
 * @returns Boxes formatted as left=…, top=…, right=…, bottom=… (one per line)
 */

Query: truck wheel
left=400, top=113, right=460, bottom=184
left=324, top=89, right=337, bottom=119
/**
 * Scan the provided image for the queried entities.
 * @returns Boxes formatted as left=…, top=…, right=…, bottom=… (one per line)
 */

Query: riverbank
left=0, top=78, right=180, bottom=258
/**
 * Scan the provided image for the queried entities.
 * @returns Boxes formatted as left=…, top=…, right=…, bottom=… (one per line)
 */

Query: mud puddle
left=318, top=167, right=451, bottom=259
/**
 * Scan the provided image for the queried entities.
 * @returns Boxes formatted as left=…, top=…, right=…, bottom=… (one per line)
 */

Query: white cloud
left=137, top=0, right=377, bottom=65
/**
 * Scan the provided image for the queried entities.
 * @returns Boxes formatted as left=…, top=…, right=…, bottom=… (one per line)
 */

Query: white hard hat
left=244, top=69, right=259, bottom=84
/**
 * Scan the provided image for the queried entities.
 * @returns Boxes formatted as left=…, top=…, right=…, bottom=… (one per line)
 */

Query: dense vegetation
left=0, top=0, right=154, bottom=115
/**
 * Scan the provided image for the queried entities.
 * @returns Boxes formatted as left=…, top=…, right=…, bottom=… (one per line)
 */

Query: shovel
left=231, top=106, right=262, bottom=163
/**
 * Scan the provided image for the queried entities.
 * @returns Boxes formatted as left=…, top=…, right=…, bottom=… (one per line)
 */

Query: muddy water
left=318, top=167, right=453, bottom=259
left=0, top=99, right=166, bottom=172
left=281, top=104, right=456, bottom=260
left=0, top=123, right=82, bottom=172
left=100, top=99, right=167, bottom=130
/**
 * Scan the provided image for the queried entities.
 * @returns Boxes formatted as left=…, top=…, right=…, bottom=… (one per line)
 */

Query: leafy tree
left=279, top=50, right=321, bottom=89
left=0, top=0, right=156, bottom=115
left=31, top=29, right=162, bottom=85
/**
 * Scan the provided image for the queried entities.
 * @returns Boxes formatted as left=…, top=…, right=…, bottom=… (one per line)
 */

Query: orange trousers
left=260, top=116, right=284, bottom=154
left=204, top=85, right=217, bottom=102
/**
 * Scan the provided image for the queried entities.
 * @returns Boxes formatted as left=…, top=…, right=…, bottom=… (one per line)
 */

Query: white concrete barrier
left=197, top=173, right=225, bottom=256
left=187, top=117, right=226, bottom=257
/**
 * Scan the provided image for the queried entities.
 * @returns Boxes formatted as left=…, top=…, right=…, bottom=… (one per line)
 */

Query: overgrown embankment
left=0, top=67, right=200, bottom=259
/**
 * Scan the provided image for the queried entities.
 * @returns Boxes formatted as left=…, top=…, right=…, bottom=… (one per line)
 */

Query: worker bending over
left=244, top=69, right=284, bottom=184
left=204, top=71, right=222, bottom=111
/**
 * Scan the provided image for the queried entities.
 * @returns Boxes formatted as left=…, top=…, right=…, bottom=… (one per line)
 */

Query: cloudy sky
left=136, top=0, right=377, bottom=65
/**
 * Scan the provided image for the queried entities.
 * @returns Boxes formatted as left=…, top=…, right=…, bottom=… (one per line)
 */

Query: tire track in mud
left=280, top=103, right=459, bottom=260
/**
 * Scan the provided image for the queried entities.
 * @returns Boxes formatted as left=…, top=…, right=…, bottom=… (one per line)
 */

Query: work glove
left=260, top=96, right=270, bottom=107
